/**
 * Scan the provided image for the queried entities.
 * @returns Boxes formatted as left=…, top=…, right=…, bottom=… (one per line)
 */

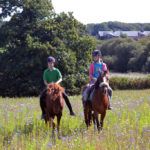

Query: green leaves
left=0, top=0, right=96, bottom=96
left=101, top=38, right=150, bottom=72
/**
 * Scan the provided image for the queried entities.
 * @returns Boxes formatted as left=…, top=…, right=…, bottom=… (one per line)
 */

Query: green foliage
left=0, top=0, right=53, bottom=19
left=1, top=0, right=150, bottom=97
left=0, top=0, right=96, bottom=96
left=101, top=37, right=150, bottom=72
left=110, top=76, right=150, bottom=90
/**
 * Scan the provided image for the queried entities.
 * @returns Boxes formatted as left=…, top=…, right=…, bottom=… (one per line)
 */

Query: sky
left=52, top=0, right=150, bottom=24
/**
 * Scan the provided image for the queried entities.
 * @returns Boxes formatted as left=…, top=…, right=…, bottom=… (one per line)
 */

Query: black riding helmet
left=92, top=50, right=102, bottom=57
left=47, top=56, right=56, bottom=63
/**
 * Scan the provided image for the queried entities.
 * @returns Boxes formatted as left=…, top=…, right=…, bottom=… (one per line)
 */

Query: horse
left=92, top=72, right=109, bottom=131
left=82, top=72, right=109, bottom=131
left=40, top=83, right=65, bottom=138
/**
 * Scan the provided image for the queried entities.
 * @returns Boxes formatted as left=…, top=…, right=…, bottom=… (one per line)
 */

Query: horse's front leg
left=100, top=111, right=106, bottom=130
left=50, top=116, right=56, bottom=143
left=93, top=111, right=100, bottom=132
left=57, top=113, right=62, bottom=139
left=50, top=116, right=55, bottom=129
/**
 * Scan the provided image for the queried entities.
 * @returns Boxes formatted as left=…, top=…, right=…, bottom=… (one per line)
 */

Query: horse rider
left=83, top=49, right=112, bottom=110
left=40, top=56, right=76, bottom=119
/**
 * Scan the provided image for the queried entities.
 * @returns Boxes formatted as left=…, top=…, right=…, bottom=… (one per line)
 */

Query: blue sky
left=52, top=0, right=150, bottom=24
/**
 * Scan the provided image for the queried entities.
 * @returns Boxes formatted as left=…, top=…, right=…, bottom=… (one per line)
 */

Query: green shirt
left=43, top=67, right=62, bottom=83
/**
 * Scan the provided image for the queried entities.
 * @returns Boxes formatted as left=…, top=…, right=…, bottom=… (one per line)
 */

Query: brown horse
left=82, top=72, right=109, bottom=131
left=42, top=83, right=65, bottom=137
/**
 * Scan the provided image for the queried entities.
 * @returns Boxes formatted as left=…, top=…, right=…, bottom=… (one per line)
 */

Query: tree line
left=101, top=37, right=150, bottom=73
left=0, top=0, right=150, bottom=97
left=87, top=21, right=150, bottom=37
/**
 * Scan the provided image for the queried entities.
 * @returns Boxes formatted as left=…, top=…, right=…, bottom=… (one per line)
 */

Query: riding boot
left=108, top=96, right=112, bottom=110
left=108, top=104, right=112, bottom=110
left=62, top=92, right=75, bottom=116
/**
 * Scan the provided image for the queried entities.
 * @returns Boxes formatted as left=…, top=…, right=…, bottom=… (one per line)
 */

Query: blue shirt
left=93, top=62, right=103, bottom=78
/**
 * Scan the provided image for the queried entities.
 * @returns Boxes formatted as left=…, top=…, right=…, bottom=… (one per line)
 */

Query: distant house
left=98, top=31, right=150, bottom=39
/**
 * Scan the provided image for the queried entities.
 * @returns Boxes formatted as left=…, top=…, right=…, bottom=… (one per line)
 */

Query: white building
left=98, top=31, right=150, bottom=39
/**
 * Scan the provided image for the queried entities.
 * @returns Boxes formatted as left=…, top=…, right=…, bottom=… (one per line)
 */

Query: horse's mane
left=47, top=83, right=64, bottom=100
left=95, top=75, right=104, bottom=89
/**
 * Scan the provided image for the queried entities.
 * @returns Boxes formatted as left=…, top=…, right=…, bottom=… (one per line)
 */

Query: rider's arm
left=89, top=63, right=94, bottom=81
left=102, top=63, right=109, bottom=81
left=44, top=80, right=48, bottom=86
left=56, top=69, right=62, bottom=84
left=56, top=78, right=62, bottom=84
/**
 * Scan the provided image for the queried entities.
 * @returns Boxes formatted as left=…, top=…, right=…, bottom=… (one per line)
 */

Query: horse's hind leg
left=88, top=109, right=92, bottom=126
left=100, top=111, right=106, bottom=130
left=84, top=110, right=89, bottom=128
left=83, top=102, right=90, bottom=128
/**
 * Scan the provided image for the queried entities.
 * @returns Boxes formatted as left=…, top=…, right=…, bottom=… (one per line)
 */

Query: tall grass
left=0, top=90, right=150, bottom=149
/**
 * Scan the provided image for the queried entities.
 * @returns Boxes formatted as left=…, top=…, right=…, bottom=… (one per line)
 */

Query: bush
left=62, top=73, right=89, bottom=95
left=110, top=76, right=150, bottom=90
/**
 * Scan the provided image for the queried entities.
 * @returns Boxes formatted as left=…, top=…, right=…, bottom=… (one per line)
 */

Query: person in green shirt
left=40, top=56, right=75, bottom=119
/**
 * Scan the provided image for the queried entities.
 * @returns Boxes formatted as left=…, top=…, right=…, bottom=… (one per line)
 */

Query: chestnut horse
left=82, top=72, right=109, bottom=131
left=41, top=83, right=65, bottom=137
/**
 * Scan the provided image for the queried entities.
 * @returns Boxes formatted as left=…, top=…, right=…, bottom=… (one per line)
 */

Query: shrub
left=110, top=76, right=150, bottom=90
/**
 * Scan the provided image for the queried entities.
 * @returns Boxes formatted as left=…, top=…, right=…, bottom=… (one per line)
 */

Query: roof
left=98, top=31, right=150, bottom=37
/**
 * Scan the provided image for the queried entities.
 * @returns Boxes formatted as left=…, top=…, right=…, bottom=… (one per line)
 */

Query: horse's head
left=99, top=82, right=109, bottom=95
left=94, top=71, right=105, bottom=89
left=47, top=83, right=64, bottom=100
left=94, top=71, right=109, bottom=95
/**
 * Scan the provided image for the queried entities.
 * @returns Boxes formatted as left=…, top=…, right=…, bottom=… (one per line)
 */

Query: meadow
left=0, top=89, right=150, bottom=150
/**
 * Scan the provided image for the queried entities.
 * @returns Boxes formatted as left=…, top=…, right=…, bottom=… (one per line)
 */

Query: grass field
left=0, top=89, right=150, bottom=150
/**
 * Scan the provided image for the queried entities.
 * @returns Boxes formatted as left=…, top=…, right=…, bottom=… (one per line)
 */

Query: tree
left=0, top=0, right=97, bottom=96
left=101, top=38, right=145, bottom=72
left=0, top=0, right=54, bottom=19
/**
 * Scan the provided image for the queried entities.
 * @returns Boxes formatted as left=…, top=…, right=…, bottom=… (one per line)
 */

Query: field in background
left=110, top=72, right=150, bottom=78
left=0, top=90, right=150, bottom=150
